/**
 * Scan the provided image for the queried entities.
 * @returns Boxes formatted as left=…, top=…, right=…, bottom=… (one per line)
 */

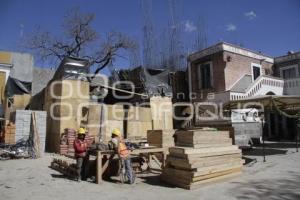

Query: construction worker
left=110, top=128, right=135, bottom=184
left=73, top=127, right=88, bottom=182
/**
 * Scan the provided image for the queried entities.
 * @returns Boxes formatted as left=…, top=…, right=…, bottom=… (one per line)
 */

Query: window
left=282, top=68, right=296, bottom=79
left=252, top=65, right=261, bottom=81
left=198, top=62, right=213, bottom=89
left=280, top=65, right=299, bottom=79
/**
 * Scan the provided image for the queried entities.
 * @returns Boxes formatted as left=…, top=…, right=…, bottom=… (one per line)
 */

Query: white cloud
left=184, top=20, right=197, bottom=32
left=225, top=23, right=237, bottom=32
left=244, top=11, right=257, bottom=20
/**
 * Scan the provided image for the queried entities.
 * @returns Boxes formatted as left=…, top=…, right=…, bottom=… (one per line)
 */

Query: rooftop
left=274, top=51, right=300, bottom=63
left=188, top=42, right=274, bottom=63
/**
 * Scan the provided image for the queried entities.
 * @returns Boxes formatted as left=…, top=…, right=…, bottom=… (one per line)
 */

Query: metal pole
left=262, top=117, right=266, bottom=162
left=296, top=116, right=299, bottom=153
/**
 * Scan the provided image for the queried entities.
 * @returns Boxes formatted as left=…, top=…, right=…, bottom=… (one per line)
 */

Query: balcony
left=283, top=78, right=300, bottom=95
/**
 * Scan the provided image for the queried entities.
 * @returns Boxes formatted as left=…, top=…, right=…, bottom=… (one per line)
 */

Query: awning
left=224, top=95, right=300, bottom=118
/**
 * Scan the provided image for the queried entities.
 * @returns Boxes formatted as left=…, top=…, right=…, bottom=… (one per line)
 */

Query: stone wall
left=14, top=110, right=47, bottom=153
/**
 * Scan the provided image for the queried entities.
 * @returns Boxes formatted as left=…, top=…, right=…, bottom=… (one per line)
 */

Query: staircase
left=213, top=75, right=284, bottom=103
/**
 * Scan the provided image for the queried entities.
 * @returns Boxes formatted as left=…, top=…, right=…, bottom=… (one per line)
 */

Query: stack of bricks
left=4, top=123, right=16, bottom=144
left=67, top=128, right=76, bottom=157
left=59, top=128, right=95, bottom=157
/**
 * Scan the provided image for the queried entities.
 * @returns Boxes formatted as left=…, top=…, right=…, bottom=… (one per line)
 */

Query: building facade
left=187, top=42, right=284, bottom=104
left=187, top=42, right=299, bottom=140
left=274, top=51, right=300, bottom=95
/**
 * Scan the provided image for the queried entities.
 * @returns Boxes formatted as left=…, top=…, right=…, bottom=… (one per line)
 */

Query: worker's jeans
left=122, top=157, right=134, bottom=184
left=76, top=157, right=84, bottom=180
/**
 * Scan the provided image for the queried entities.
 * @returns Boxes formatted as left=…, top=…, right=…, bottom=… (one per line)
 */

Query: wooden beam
left=96, top=151, right=102, bottom=184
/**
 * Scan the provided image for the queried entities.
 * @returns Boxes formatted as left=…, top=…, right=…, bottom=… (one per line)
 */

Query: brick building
left=187, top=42, right=299, bottom=140
left=187, top=42, right=284, bottom=104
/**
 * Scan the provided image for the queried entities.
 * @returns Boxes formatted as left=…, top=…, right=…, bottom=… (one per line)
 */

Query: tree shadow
left=242, top=148, right=288, bottom=156
left=262, top=142, right=299, bottom=149
left=231, top=172, right=300, bottom=200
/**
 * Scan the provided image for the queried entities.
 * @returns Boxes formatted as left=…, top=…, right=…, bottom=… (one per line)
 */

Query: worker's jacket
left=112, top=137, right=130, bottom=159
left=73, top=139, right=87, bottom=158
left=118, top=140, right=130, bottom=159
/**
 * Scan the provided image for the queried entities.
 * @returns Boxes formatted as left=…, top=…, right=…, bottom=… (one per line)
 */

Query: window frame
left=251, top=63, right=262, bottom=82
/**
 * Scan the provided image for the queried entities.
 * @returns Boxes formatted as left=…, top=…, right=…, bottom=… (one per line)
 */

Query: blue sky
left=0, top=0, right=300, bottom=72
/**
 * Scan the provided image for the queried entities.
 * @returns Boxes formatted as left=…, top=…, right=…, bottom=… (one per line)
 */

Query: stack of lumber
left=147, top=129, right=175, bottom=148
left=4, top=123, right=16, bottom=144
left=59, top=128, right=95, bottom=157
left=150, top=97, right=173, bottom=130
left=161, top=129, right=243, bottom=190
left=175, top=129, right=232, bottom=148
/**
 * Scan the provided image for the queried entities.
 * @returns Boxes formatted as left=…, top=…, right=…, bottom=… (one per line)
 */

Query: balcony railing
left=283, top=77, right=300, bottom=95
left=210, top=75, right=284, bottom=103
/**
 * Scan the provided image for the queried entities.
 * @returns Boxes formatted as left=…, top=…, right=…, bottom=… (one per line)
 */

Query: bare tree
left=25, top=8, right=137, bottom=74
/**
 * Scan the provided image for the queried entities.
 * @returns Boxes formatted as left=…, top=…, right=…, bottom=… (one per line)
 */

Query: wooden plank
left=176, top=135, right=231, bottom=144
left=169, top=145, right=239, bottom=155
left=161, top=171, right=241, bottom=190
left=169, top=149, right=242, bottom=159
left=96, top=151, right=102, bottom=184
left=32, top=112, right=41, bottom=158
left=162, top=167, right=242, bottom=184
left=127, top=121, right=152, bottom=139
left=176, top=137, right=232, bottom=143
left=166, top=153, right=242, bottom=169
left=147, top=130, right=175, bottom=148
left=176, top=142, right=232, bottom=148
left=165, top=161, right=243, bottom=178
left=131, top=147, right=166, bottom=154
left=176, top=130, right=229, bottom=137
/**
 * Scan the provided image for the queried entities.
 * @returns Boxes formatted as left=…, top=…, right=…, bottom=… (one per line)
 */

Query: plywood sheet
left=127, top=121, right=152, bottom=139
left=127, top=106, right=152, bottom=122
left=169, top=145, right=239, bottom=155
left=147, top=129, right=175, bottom=147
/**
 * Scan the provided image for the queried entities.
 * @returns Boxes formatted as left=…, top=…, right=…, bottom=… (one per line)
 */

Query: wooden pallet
left=161, top=170, right=242, bottom=190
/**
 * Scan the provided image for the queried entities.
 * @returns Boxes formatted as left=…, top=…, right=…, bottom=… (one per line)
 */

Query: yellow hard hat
left=112, top=128, right=121, bottom=137
left=78, top=128, right=86, bottom=135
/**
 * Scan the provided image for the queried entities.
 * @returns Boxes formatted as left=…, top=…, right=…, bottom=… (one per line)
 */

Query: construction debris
left=0, top=139, right=31, bottom=160
left=161, top=129, right=244, bottom=189
left=50, top=158, right=77, bottom=178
